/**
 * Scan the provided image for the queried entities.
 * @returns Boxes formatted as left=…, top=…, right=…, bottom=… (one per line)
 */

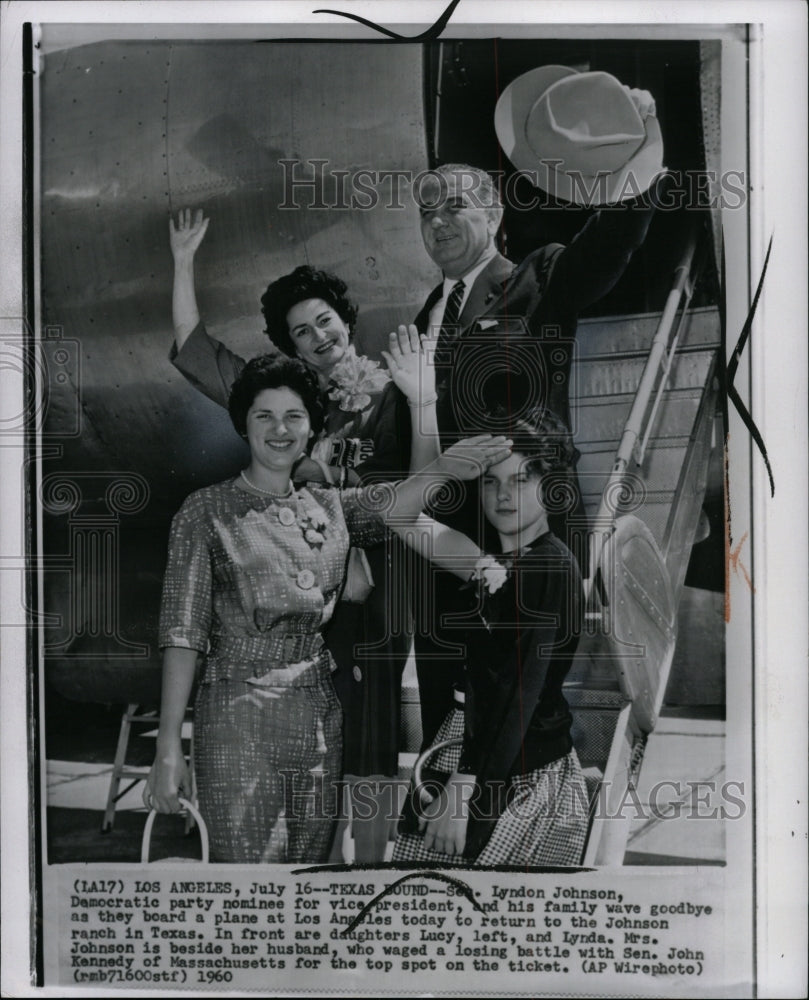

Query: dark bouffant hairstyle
left=484, top=406, right=579, bottom=515
left=484, top=404, right=576, bottom=472
left=509, top=407, right=577, bottom=477
left=259, top=265, right=359, bottom=358
left=228, top=355, right=325, bottom=439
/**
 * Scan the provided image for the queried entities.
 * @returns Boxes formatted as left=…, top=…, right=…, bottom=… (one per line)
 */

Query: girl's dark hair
left=259, top=265, right=359, bottom=357
left=228, top=355, right=325, bottom=439
left=509, top=407, right=578, bottom=478
left=493, top=407, right=580, bottom=516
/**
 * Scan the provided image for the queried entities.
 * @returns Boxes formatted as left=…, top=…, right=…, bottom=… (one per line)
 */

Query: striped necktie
left=434, top=278, right=466, bottom=371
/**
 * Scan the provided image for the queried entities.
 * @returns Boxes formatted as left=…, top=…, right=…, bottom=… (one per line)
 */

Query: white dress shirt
left=425, top=247, right=498, bottom=335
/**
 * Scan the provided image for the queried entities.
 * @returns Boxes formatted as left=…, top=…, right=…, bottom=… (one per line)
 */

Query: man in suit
left=410, top=138, right=664, bottom=744
left=412, top=160, right=658, bottom=445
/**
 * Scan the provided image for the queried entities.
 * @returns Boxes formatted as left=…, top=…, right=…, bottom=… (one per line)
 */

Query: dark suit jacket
left=414, top=197, right=657, bottom=445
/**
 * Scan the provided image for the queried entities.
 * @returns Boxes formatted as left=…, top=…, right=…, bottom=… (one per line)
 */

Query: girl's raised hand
left=436, top=434, right=512, bottom=480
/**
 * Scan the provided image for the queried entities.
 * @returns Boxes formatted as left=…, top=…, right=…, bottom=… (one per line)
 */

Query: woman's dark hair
left=260, top=265, right=359, bottom=357
left=228, top=355, right=325, bottom=439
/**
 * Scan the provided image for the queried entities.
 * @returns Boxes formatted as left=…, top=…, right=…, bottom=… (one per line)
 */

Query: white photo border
left=1, top=2, right=806, bottom=997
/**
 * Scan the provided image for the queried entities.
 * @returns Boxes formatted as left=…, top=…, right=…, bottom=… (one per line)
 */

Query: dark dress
left=393, top=531, right=588, bottom=866
left=159, top=478, right=387, bottom=863
left=170, top=323, right=412, bottom=777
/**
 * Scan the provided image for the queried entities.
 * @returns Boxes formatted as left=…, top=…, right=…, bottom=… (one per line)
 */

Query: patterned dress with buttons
left=170, top=320, right=413, bottom=779
left=159, top=477, right=388, bottom=864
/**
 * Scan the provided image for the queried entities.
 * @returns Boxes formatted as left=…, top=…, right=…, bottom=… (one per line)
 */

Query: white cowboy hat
left=494, top=65, right=665, bottom=205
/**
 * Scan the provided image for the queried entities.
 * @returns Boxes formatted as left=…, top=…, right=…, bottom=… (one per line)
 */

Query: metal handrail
left=634, top=263, right=699, bottom=465
left=583, top=227, right=703, bottom=601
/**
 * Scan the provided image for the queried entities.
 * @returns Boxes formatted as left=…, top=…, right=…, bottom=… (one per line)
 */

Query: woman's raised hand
left=169, top=208, right=209, bottom=263
left=381, top=324, right=436, bottom=405
left=437, top=434, right=512, bottom=480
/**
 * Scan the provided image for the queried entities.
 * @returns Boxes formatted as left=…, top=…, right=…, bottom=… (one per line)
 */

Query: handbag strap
left=141, top=798, right=210, bottom=863
left=413, top=737, right=463, bottom=806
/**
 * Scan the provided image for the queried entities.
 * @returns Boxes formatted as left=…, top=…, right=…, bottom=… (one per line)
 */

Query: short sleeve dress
left=159, top=476, right=387, bottom=864
left=170, top=322, right=412, bottom=777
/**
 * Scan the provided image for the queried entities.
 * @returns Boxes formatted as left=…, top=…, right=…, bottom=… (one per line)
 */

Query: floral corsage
left=470, top=555, right=508, bottom=595
left=327, top=346, right=390, bottom=413
left=467, top=555, right=510, bottom=631
left=276, top=502, right=328, bottom=548
left=298, top=505, right=328, bottom=548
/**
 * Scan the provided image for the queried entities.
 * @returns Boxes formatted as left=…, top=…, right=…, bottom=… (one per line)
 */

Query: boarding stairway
left=561, top=234, right=721, bottom=864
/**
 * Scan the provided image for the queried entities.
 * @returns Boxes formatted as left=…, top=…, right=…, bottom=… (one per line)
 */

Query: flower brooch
left=468, top=555, right=510, bottom=631
left=470, top=555, right=509, bottom=595
left=276, top=503, right=328, bottom=549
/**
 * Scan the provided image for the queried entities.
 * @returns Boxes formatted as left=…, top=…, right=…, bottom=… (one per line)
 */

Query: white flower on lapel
left=471, top=555, right=508, bottom=594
